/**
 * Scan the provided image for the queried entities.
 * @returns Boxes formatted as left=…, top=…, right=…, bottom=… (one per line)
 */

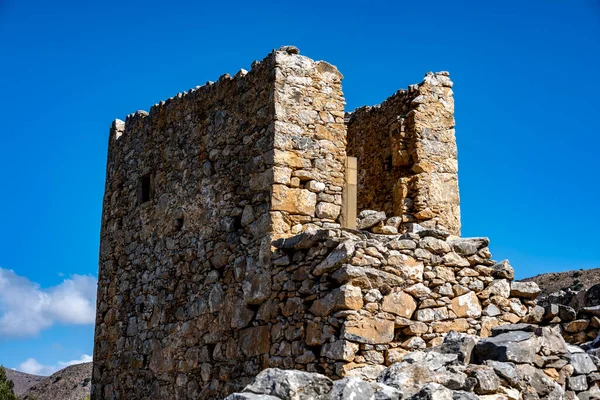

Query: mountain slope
left=4, top=368, right=44, bottom=396
left=522, top=267, right=600, bottom=299
left=21, top=362, right=92, bottom=400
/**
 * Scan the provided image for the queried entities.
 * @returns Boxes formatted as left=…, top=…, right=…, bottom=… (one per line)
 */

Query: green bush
left=0, top=366, right=17, bottom=400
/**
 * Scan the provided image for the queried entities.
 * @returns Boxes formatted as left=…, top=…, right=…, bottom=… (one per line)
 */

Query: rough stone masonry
left=93, top=46, right=491, bottom=399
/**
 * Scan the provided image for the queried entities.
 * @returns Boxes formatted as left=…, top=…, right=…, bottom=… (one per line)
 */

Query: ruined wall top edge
left=346, top=71, right=453, bottom=120
left=108, top=46, right=344, bottom=141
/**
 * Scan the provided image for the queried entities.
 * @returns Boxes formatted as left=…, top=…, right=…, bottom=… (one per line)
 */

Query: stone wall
left=227, top=324, right=600, bottom=400
left=529, top=284, right=600, bottom=346
left=347, top=72, right=460, bottom=235
left=94, top=47, right=473, bottom=400
left=270, top=49, right=346, bottom=237
left=93, top=51, right=279, bottom=399
left=263, top=224, right=536, bottom=382
left=92, top=47, right=347, bottom=399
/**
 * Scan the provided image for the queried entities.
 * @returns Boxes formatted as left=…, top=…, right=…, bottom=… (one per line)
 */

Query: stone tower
left=92, top=46, right=462, bottom=399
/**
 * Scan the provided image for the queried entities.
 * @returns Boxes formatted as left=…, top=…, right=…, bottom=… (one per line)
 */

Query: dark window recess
left=233, top=215, right=243, bottom=230
left=138, top=174, right=152, bottom=204
left=385, top=155, right=393, bottom=171
left=175, top=216, right=184, bottom=231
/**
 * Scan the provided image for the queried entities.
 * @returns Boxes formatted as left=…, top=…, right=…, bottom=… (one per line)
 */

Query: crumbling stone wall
left=94, top=47, right=473, bottom=400
left=93, top=52, right=279, bottom=399
left=265, top=225, right=536, bottom=381
left=92, top=47, right=346, bottom=399
left=347, top=72, right=460, bottom=235
left=529, top=284, right=600, bottom=345
left=270, top=49, right=346, bottom=237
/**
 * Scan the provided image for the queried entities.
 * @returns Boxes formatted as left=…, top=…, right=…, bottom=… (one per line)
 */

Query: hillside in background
left=21, top=362, right=92, bottom=400
left=522, top=267, right=600, bottom=299
left=4, top=368, right=44, bottom=396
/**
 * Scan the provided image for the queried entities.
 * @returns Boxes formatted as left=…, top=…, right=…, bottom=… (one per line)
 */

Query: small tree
left=0, top=366, right=17, bottom=400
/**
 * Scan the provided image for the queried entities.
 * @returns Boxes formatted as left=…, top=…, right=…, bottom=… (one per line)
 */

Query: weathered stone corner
left=93, top=47, right=466, bottom=399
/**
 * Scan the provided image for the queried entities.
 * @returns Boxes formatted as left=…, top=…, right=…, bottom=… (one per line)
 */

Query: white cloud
left=17, top=354, right=93, bottom=376
left=0, top=268, right=97, bottom=337
left=17, top=358, right=57, bottom=376
left=57, top=354, right=93, bottom=369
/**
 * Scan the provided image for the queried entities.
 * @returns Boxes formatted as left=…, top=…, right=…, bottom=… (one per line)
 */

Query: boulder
left=451, top=292, right=482, bottom=318
left=510, top=282, right=541, bottom=299
left=313, top=240, right=355, bottom=276
left=377, top=351, right=468, bottom=396
left=472, top=366, right=501, bottom=394
left=492, top=260, right=514, bottom=280
left=484, top=360, right=519, bottom=387
left=242, top=368, right=333, bottom=400
left=357, top=210, right=387, bottom=230
left=438, top=330, right=477, bottom=363
left=558, top=305, right=577, bottom=322
left=515, top=364, right=564, bottom=397
left=408, top=383, right=454, bottom=400
left=382, top=291, right=417, bottom=319
left=474, top=331, right=539, bottom=364
left=569, top=353, right=597, bottom=374
left=342, top=315, right=395, bottom=344
left=328, top=377, right=375, bottom=400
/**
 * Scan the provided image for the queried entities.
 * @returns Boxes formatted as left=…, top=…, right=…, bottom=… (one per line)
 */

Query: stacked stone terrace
left=93, top=46, right=520, bottom=399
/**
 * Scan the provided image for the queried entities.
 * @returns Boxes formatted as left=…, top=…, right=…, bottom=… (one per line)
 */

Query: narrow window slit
left=138, top=174, right=152, bottom=204
left=175, top=216, right=184, bottom=231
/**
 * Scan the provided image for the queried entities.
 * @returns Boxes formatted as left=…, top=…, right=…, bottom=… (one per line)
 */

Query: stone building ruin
left=92, top=46, right=522, bottom=399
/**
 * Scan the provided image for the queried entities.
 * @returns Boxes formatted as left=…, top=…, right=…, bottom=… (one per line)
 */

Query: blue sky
left=0, top=0, right=599, bottom=374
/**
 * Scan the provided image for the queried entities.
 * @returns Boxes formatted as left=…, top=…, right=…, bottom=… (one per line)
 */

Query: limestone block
left=419, top=236, right=451, bottom=255
left=510, top=281, right=541, bottom=299
left=321, top=340, right=359, bottom=361
left=564, top=319, right=589, bottom=333
left=481, top=279, right=511, bottom=299
left=313, top=240, right=355, bottom=276
left=342, top=316, right=395, bottom=344
left=273, top=149, right=312, bottom=169
left=386, top=348, right=408, bottom=365
left=242, top=272, right=272, bottom=305
left=240, top=326, right=270, bottom=357
left=415, top=307, right=449, bottom=322
left=433, top=266, right=456, bottom=283
left=332, top=265, right=404, bottom=289
left=306, top=180, right=326, bottom=192
left=492, top=260, right=514, bottom=280
left=273, top=166, right=292, bottom=185
left=271, top=185, right=317, bottom=216
left=451, top=291, right=482, bottom=318
left=432, top=319, right=470, bottom=333
left=315, top=202, right=341, bottom=220
left=309, top=284, right=363, bottom=316
left=356, top=210, right=386, bottom=230
left=402, top=321, right=429, bottom=335
left=404, top=283, right=431, bottom=298
left=306, top=321, right=332, bottom=346
left=442, top=252, right=470, bottom=267
left=381, top=291, right=417, bottom=319
left=401, top=336, right=426, bottom=350
left=249, top=169, right=273, bottom=192
left=389, top=256, right=424, bottom=282
left=371, top=225, right=398, bottom=235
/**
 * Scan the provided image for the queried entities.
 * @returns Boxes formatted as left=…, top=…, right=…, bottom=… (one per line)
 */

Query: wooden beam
left=342, top=156, right=357, bottom=229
